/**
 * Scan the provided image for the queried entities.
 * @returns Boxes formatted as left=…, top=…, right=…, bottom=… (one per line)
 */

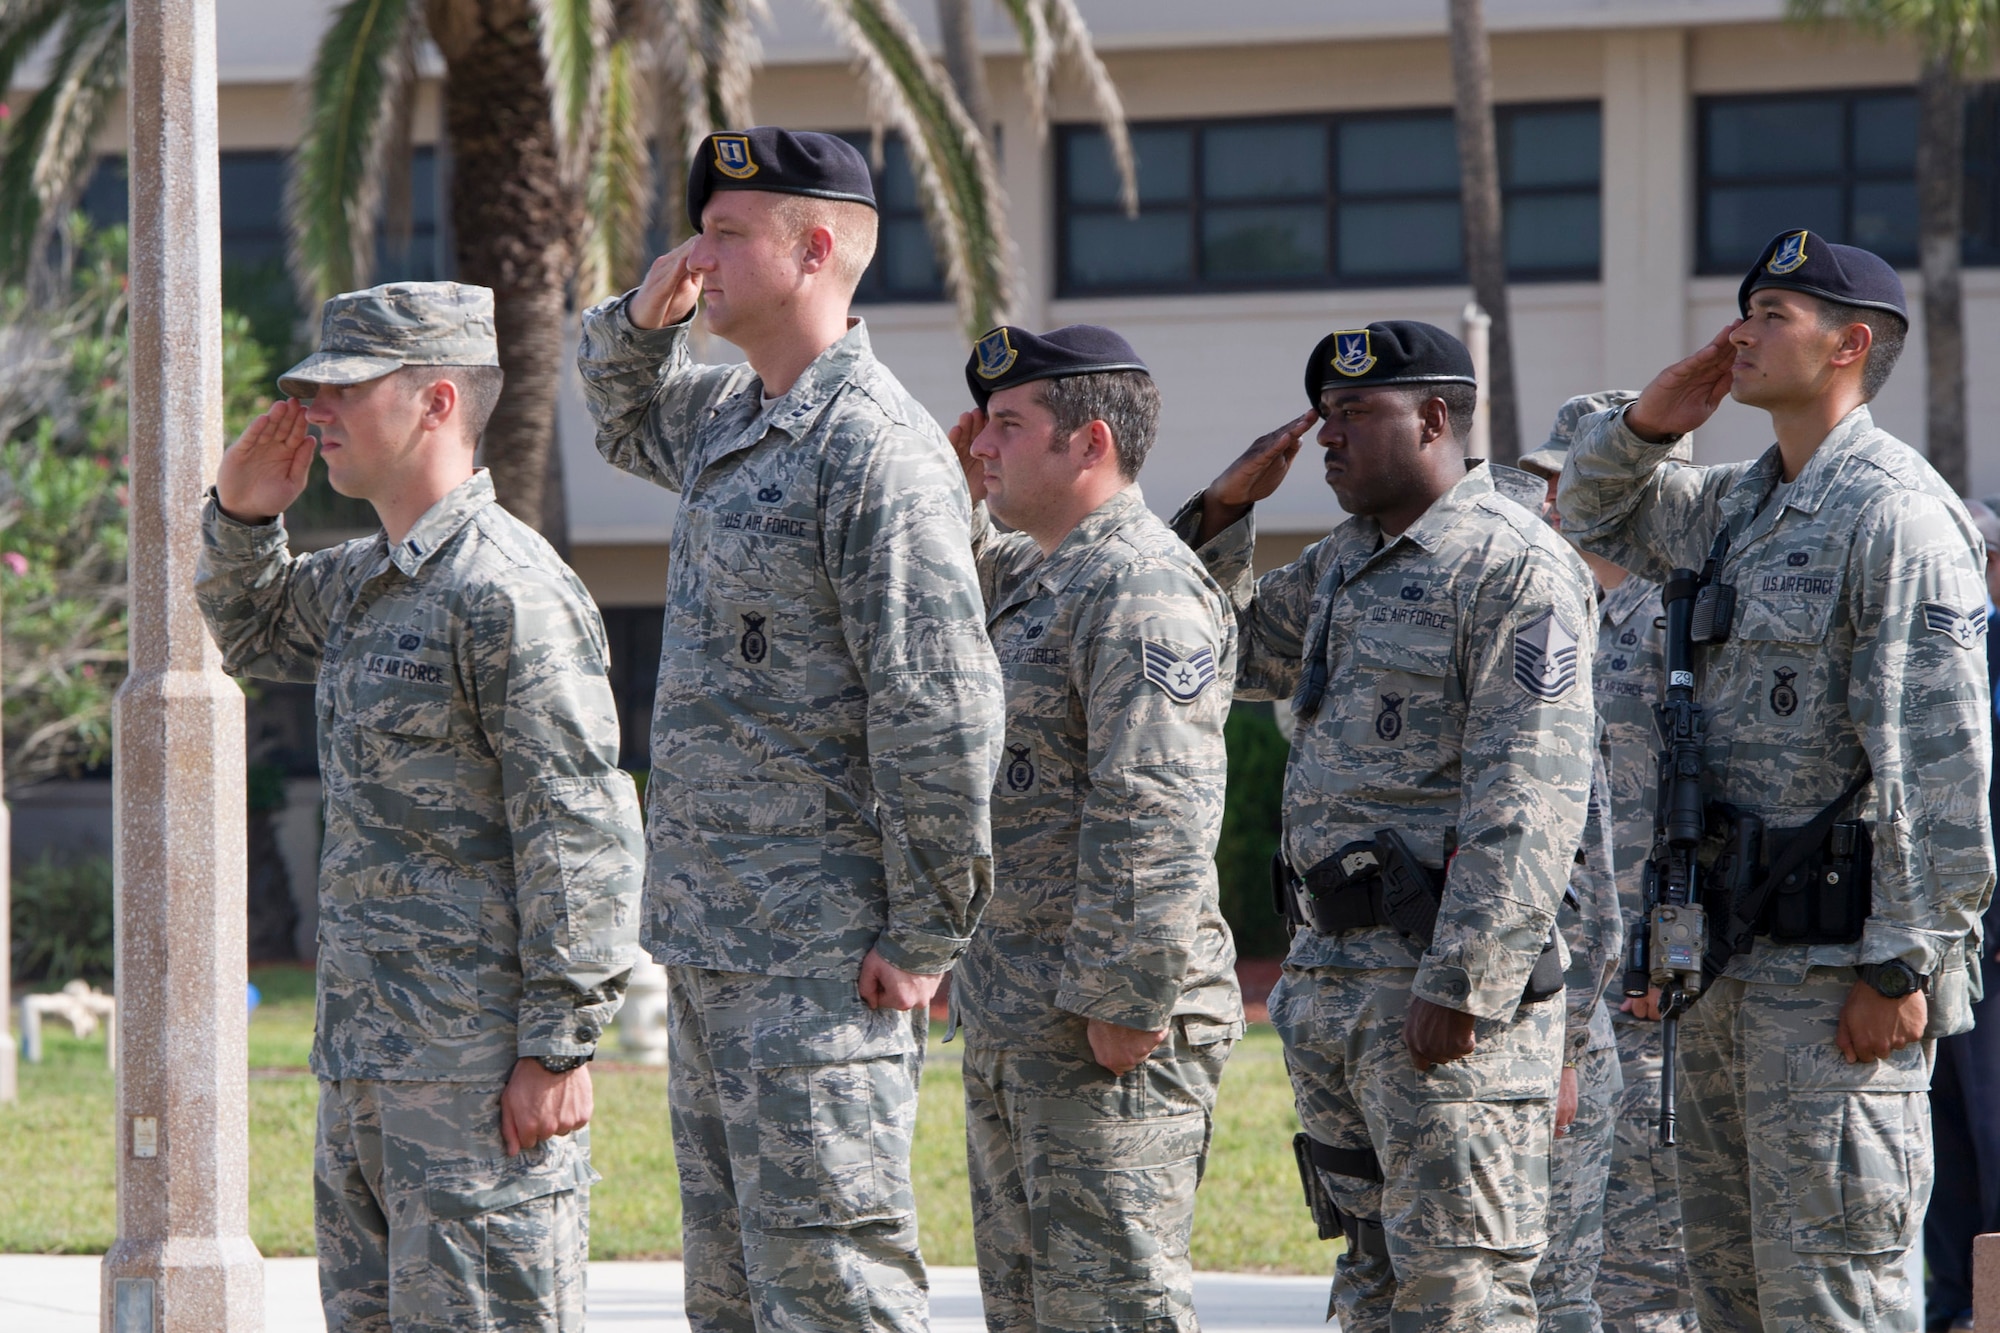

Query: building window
left=1698, top=91, right=1918, bottom=272
left=836, top=133, right=947, bottom=303
left=1056, top=103, right=1601, bottom=296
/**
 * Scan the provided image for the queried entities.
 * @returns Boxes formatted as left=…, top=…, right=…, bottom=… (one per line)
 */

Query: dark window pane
left=1506, top=108, right=1600, bottom=188
left=1706, top=183, right=1845, bottom=265
left=1853, top=94, right=1918, bottom=173
left=1202, top=204, right=1326, bottom=278
left=80, top=157, right=127, bottom=228
left=1067, top=212, right=1193, bottom=287
left=1202, top=123, right=1327, bottom=199
left=1851, top=180, right=1917, bottom=258
left=1339, top=116, right=1457, bottom=195
left=1069, top=127, right=1191, bottom=206
left=1505, top=193, right=1599, bottom=272
left=1339, top=199, right=1461, bottom=277
left=1707, top=99, right=1843, bottom=178
left=880, top=217, right=942, bottom=294
left=877, top=138, right=922, bottom=211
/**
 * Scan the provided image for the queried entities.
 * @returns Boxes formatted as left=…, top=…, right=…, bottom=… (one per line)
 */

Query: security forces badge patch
left=1923, top=602, right=1988, bottom=650
left=1142, top=640, right=1217, bottom=703
left=1513, top=609, right=1580, bottom=701
left=712, top=133, right=758, bottom=180
left=1004, top=743, right=1035, bottom=793
left=975, top=328, right=1018, bottom=379
left=1330, top=329, right=1377, bottom=378
left=1767, top=230, right=1809, bottom=275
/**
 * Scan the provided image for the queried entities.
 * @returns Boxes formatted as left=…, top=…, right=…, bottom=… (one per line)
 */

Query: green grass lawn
left=0, top=969, right=1330, bottom=1274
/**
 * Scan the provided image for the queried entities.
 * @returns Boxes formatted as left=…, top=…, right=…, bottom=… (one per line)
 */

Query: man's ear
left=1829, top=319, right=1874, bottom=371
left=1081, top=419, right=1118, bottom=471
left=418, top=376, right=461, bottom=432
left=1417, top=395, right=1450, bottom=446
left=800, top=224, right=835, bottom=275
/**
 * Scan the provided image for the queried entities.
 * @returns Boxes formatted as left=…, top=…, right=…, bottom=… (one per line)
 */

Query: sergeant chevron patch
left=1513, top=609, right=1580, bottom=700
left=1142, top=641, right=1217, bottom=703
left=1923, top=602, right=1988, bottom=650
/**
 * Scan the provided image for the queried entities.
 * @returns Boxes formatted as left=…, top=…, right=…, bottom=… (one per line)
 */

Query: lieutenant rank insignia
left=1330, top=329, right=1377, bottom=378
left=1142, top=641, right=1217, bottom=703
left=1923, top=602, right=1987, bottom=650
left=712, top=133, right=759, bottom=180
left=1767, top=230, right=1809, bottom=275
left=975, top=327, right=1018, bottom=379
left=1513, top=609, right=1580, bottom=700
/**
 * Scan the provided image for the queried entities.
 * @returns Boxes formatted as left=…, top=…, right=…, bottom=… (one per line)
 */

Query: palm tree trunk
left=440, top=0, right=583, bottom=539
left=937, top=0, right=994, bottom=143
left=1917, top=52, right=1967, bottom=494
left=1447, top=0, right=1519, bottom=463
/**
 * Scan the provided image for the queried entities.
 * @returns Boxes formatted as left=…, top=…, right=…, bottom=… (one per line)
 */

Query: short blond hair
left=771, top=194, right=879, bottom=294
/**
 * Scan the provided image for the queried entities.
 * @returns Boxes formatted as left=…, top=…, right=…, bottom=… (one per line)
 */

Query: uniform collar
left=1333, top=459, right=1496, bottom=571
left=751, top=319, right=876, bottom=440
left=1034, top=485, right=1149, bottom=597
left=1599, top=574, right=1653, bottom=627
left=389, top=469, right=495, bottom=577
left=1751, top=404, right=1876, bottom=519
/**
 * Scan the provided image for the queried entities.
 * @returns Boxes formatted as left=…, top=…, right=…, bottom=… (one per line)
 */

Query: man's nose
left=686, top=237, right=716, bottom=273
left=302, top=400, right=334, bottom=424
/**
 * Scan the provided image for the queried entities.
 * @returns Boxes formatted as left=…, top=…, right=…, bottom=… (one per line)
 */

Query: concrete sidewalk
left=0, top=1255, right=1336, bottom=1331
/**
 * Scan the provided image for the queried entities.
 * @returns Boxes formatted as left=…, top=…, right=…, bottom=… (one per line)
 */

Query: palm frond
left=286, top=0, right=418, bottom=304
left=1787, top=0, right=2000, bottom=69
left=704, top=0, right=767, bottom=129
left=0, top=0, right=125, bottom=282
left=0, top=0, right=75, bottom=93
left=581, top=35, right=653, bottom=301
left=532, top=0, right=611, bottom=179
left=807, top=0, right=1014, bottom=335
left=991, top=0, right=1051, bottom=143
left=993, top=0, right=1134, bottom=215
left=655, top=0, right=767, bottom=244
left=376, top=20, right=420, bottom=259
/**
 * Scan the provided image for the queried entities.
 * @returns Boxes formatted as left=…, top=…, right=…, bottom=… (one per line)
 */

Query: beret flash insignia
left=975, top=327, right=1018, bottom=379
left=712, top=133, right=758, bottom=180
left=1766, top=230, right=1809, bottom=275
left=1331, top=329, right=1377, bottom=378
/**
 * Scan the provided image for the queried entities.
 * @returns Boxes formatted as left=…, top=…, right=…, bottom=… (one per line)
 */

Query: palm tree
left=1789, top=1, right=2000, bottom=495
left=1446, top=0, right=1520, bottom=464
left=0, top=0, right=1134, bottom=534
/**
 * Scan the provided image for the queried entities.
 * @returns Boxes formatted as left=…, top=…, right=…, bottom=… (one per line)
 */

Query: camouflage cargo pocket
left=1404, top=1047, right=1554, bottom=1254
left=749, top=1010, right=920, bottom=1227
left=1037, top=1106, right=1208, bottom=1272
left=1784, top=1040, right=1931, bottom=1254
left=423, top=1139, right=592, bottom=1331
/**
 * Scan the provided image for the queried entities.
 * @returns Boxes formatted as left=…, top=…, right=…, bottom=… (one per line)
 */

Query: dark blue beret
left=965, top=324, right=1149, bottom=408
left=1738, top=229, right=1908, bottom=323
left=1303, top=320, right=1476, bottom=406
left=686, top=127, right=877, bottom=233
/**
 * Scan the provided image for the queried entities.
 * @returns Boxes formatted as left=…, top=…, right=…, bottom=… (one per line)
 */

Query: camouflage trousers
left=1531, top=1042, right=1620, bottom=1332
left=961, top=1025, right=1232, bottom=1333
left=1269, top=964, right=1562, bottom=1333
left=1596, top=1017, right=1697, bottom=1333
left=667, top=964, right=930, bottom=1333
left=1676, top=969, right=1934, bottom=1333
left=315, top=1077, right=593, bottom=1332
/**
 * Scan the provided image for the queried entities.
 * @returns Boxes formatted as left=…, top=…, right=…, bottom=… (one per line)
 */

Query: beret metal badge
left=1766, top=230, right=1809, bottom=276
left=712, top=133, right=759, bottom=180
left=975, top=328, right=1018, bottom=379
left=1330, top=329, right=1377, bottom=379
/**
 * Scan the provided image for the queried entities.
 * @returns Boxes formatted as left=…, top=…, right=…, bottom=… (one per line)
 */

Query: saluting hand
left=215, top=397, right=315, bottom=524
left=629, top=237, right=704, bottom=330
left=1625, top=320, right=1742, bottom=443
left=948, top=409, right=989, bottom=505
left=1195, top=409, right=1320, bottom=546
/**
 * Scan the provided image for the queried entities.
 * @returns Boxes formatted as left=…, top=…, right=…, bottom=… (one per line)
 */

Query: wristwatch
left=537, top=1052, right=594, bottom=1075
left=1857, top=960, right=1926, bottom=1000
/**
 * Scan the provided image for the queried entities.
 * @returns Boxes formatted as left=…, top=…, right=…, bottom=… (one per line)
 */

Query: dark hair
left=1811, top=298, right=1907, bottom=401
left=397, top=364, right=507, bottom=442
left=1399, top=382, right=1478, bottom=443
left=1036, top=370, right=1162, bottom=480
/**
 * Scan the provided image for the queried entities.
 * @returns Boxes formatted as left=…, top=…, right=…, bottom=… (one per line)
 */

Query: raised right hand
left=629, top=238, right=703, bottom=330
left=947, top=409, right=988, bottom=505
left=1195, top=409, right=1319, bottom=545
left=215, top=398, right=315, bottom=523
left=1625, top=320, right=1741, bottom=443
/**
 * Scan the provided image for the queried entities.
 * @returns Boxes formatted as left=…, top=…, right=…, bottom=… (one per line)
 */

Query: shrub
left=1215, top=703, right=1290, bottom=958
left=10, top=853, right=114, bottom=984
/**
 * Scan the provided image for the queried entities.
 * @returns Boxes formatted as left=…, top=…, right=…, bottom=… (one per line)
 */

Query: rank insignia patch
left=975, top=328, right=1018, bottom=379
left=1923, top=603, right=1987, bottom=650
left=712, top=134, right=758, bottom=180
left=1142, top=641, right=1217, bottom=703
left=1004, top=743, right=1036, bottom=793
left=1513, top=609, right=1580, bottom=701
left=1330, top=329, right=1377, bottom=379
left=1767, top=230, right=1809, bottom=275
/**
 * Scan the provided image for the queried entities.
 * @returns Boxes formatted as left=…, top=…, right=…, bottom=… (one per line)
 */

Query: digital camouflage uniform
left=1560, top=403, right=1997, bottom=1333
left=1177, top=461, right=1596, bottom=1333
left=958, top=486, right=1244, bottom=1333
left=1591, top=575, right=1699, bottom=1333
left=577, top=296, right=1006, bottom=1333
left=198, top=282, right=644, bottom=1333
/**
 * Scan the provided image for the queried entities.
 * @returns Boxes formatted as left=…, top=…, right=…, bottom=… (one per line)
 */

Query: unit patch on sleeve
left=1513, top=609, right=1580, bottom=701
left=1142, top=641, right=1218, bottom=703
left=1923, top=603, right=1988, bottom=650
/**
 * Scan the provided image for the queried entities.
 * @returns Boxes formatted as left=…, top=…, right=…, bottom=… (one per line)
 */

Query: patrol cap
left=1738, top=229, right=1908, bottom=324
left=1304, top=320, right=1476, bottom=407
left=1520, top=389, right=1695, bottom=480
left=965, top=323, right=1149, bottom=408
left=279, top=281, right=499, bottom=399
left=686, top=127, right=877, bottom=233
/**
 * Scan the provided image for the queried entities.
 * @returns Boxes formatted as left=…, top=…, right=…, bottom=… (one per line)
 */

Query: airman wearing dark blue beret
left=685, top=126, right=876, bottom=232
left=1738, top=228, right=1909, bottom=323
left=964, top=323, right=1150, bottom=407
left=1301, top=319, right=1478, bottom=406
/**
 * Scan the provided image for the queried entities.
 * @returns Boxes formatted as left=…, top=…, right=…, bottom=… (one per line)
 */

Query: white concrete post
left=100, top=0, right=264, bottom=1328
left=1463, top=301, right=1492, bottom=460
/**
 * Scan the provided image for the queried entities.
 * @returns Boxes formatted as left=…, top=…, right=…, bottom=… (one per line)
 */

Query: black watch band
left=536, top=1052, right=594, bottom=1075
left=1858, top=960, right=1925, bottom=999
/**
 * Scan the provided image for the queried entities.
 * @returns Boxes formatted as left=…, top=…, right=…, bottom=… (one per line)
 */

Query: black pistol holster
left=1293, top=1133, right=1388, bottom=1262
left=1702, top=773, right=1872, bottom=974
left=1273, top=829, right=1565, bottom=1004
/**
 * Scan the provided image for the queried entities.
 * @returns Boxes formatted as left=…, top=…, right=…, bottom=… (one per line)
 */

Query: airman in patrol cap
left=577, top=127, right=1006, bottom=1331
left=1558, top=230, right=1996, bottom=1332
left=943, top=324, right=1243, bottom=1332
left=1177, top=320, right=1596, bottom=1332
left=196, top=280, right=646, bottom=1331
